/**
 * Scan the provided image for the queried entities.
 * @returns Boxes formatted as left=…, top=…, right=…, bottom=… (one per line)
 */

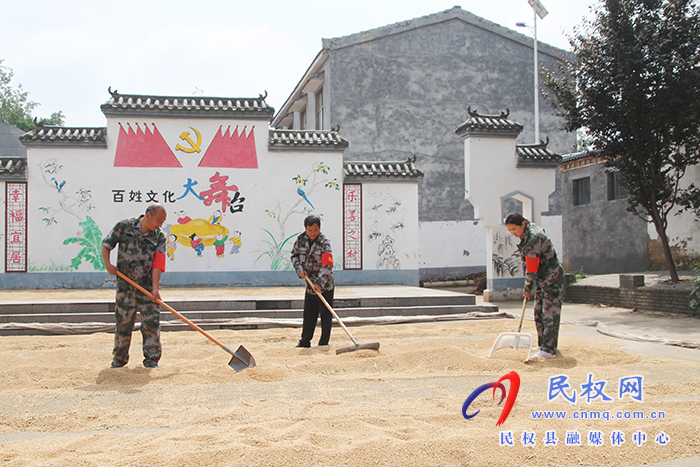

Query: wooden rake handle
left=517, top=296, right=528, bottom=333
left=115, top=269, right=228, bottom=350
left=304, top=275, right=358, bottom=346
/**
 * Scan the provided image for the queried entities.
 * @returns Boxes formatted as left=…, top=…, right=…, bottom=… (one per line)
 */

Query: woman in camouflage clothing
left=505, top=213, right=564, bottom=359
left=291, top=215, right=335, bottom=348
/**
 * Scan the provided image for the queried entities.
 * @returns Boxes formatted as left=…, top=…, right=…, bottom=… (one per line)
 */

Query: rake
left=488, top=297, right=533, bottom=361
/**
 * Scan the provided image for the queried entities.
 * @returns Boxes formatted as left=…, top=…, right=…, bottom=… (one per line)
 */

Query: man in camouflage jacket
left=507, top=214, right=564, bottom=359
left=102, top=204, right=167, bottom=368
left=291, top=215, right=335, bottom=348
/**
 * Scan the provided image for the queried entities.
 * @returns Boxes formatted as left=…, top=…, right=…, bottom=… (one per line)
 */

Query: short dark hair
left=304, top=215, right=321, bottom=228
left=504, top=212, right=529, bottom=226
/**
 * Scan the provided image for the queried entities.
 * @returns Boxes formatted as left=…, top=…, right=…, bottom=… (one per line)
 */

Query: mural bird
left=297, top=187, right=315, bottom=210
left=51, top=178, right=66, bottom=193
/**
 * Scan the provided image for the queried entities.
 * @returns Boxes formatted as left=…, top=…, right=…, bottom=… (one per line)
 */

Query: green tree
left=543, top=0, right=700, bottom=282
left=1, top=59, right=65, bottom=131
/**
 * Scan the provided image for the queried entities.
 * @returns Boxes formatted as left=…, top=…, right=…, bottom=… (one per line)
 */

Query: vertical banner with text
left=343, top=183, right=362, bottom=270
left=6, top=182, right=27, bottom=273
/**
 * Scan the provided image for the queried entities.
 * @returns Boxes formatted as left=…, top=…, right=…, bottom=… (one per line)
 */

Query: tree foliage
left=543, top=0, right=700, bottom=281
left=0, top=59, right=65, bottom=131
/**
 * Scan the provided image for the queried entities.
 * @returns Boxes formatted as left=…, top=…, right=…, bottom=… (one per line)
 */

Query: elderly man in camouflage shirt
left=291, top=215, right=335, bottom=348
left=505, top=213, right=564, bottom=360
left=102, top=203, right=167, bottom=368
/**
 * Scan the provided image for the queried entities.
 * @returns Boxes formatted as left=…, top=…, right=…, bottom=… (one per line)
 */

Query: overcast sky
left=0, top=0, right=598, bottom=127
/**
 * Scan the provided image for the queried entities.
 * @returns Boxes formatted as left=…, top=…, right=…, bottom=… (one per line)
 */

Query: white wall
left=540, top=214, right=563, bottom=262
left=418, top=220, right=485, bottom=270
left=464, top=136, right=557, bottom=227
left=363, top=183, right=420, bottom=271
left=26, top=117, right=344, bottom=275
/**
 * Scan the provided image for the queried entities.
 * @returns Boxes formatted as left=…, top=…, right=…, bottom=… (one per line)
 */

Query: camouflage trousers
left=113, top=287, right=161, bottom=366
left=532, top=286, right=562, bottom=355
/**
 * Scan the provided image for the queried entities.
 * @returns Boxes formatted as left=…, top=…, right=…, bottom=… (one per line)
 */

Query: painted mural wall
left=22, top=117, right=344, bottom=285
left=362, top=184, right=419, bottom=273
left=0, top=183, right=6, bottom=270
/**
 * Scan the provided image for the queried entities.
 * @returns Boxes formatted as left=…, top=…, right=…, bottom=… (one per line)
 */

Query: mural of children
left=214, top=232, right=228, bottom=258
left=189, top=233, right=204, bottom=256
left=177, top=211, right=192, bottom=224
left=209, top=210, right=223, bottom=225
left=229, top=230, right=242, bottom=254
left=166, top=234, right=178, bottom=260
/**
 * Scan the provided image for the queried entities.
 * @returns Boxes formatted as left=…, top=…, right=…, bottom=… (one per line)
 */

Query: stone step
left=0, top=303, right=496, bottom=325
left=0, top=294, right=476, bottom=315
left=0, top=290, right=498, bottom=336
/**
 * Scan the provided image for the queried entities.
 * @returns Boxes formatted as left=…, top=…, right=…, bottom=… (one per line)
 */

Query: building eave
left=0, top=158, right=27, bottom=181
left=101, top=90, right=275, bottom=120
left=20, top=127, right=108, bottom=148
left=343, top=160, right=424, bottom=181
left=268, top=129, right=349, bottom=152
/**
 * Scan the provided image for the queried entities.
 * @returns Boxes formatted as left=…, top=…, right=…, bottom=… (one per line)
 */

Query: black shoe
left=143, top=360, right=160, bottom=368
left=295, top=342, right=311, bottom=348
left=318, top=342, right=329, bottom=346
left=110, top=359, right=127, bottom=369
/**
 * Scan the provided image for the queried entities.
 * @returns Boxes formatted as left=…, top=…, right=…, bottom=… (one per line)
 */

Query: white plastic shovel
left=488, top=297, right=533, bottom=361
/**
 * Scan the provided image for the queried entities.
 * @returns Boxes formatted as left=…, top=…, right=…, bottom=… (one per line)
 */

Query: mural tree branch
left=258, top=162, right=339, bottom=270
left=543, top=0, right=700, bottom=282
left=37, top=159, right=100, bottom=271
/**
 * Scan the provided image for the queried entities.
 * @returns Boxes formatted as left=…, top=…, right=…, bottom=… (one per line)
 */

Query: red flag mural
left=198, top=125, right=258, bottom=169
left=114, top=123, right=182, bottom=168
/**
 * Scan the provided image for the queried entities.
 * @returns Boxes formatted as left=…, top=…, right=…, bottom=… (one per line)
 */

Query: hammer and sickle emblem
left=175, top=127, right=202, bottom=153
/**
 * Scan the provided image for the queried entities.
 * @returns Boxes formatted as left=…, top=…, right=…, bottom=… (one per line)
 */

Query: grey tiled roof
left=0, top=120, right=26, bottom=158
left=101, top=88, right=274, bottom=119
left=561, top=151, right=592, bottom=163
left=343, top=159, right=424, bottom=181
left=455, top=107, right=523, bottom=137
left=0, top=158, right=27, bottom=181
left=516, top=138, right=561, bottom=168
left=268, top=130, right=349, bottom=151
left=20, top=127, right=108, bottom=148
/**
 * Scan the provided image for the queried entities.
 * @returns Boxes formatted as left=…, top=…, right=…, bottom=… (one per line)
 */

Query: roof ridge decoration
left=268, top=129, right=349, bottom=152
left=455, top=106, right=524, bottom=138
left=20, top=126, right=108, bottom=148
left=516, top=136, right=562, bottom=168
left=322, top=6, right=570, bottom=59
left=343, top=156, right=424, bottom=181
left=101, top=87, right=275, bottom=120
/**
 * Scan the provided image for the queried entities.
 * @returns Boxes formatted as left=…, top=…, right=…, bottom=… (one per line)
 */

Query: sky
left=0, top=0, right=598, bottom=127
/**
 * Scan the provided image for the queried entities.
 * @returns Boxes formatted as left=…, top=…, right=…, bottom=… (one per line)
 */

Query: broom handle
left=304, top=275, right=358, bottom=345
left=115, top=270, right=228, bottom=350
left=517, top=296, right=528, bottom=333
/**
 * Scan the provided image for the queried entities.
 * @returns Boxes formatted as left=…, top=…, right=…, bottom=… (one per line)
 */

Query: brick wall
left=564, top=282, right=695, bottom=315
